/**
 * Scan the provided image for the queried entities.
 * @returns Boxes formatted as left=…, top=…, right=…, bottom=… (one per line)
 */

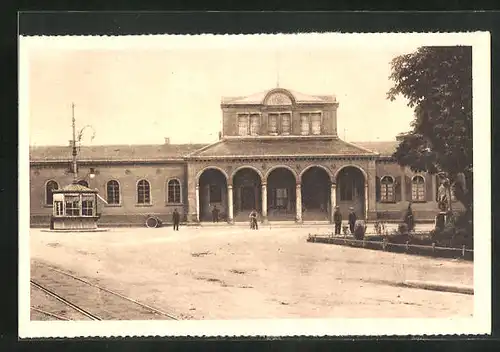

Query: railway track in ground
left=30, top=261, right=181, bottom=321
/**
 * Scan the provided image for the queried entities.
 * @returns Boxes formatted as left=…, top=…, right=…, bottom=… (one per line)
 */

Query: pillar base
left=295, top=219, right=303, bottom=224
left=262, top=217, right=269, bottom=224
left=227, top=218, right=234, bottom=224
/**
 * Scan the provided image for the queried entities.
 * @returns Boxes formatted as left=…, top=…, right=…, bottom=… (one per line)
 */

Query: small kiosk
left=50, top=182, right=100, bottom=231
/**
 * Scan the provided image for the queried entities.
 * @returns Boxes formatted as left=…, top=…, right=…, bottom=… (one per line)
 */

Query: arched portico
left=335, top=165, right=367, bottom=219
left=266, top=167, right=298, bottom=221
left=232, top=167, right=263, bottom=222
left=301, top=166, right=332, bottom=222
left=198, top=168, right=229, bottom=222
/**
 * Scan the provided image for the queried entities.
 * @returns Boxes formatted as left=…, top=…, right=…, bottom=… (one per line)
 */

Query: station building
left=29, top=88, right=455, bottom=227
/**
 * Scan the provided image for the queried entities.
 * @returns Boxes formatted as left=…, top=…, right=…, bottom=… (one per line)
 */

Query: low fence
left=307, top=234, right=473, bottom=261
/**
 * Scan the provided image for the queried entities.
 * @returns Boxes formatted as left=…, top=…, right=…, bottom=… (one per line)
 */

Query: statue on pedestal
left=437, top=178, right=450, bottom=212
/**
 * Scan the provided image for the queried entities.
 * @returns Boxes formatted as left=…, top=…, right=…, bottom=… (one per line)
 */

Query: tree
left=387, top=46, right=473, bottom=214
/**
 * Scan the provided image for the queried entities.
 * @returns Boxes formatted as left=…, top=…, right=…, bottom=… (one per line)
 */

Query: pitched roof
left=221, top=88, right=336, bottom=105
left=30, top=144, right=208, bottom=162
left=351, top=141, right=399, bottom=157
left=53, top=183, right=96, bottom=193
left=188, top=137, right=377, bottom=158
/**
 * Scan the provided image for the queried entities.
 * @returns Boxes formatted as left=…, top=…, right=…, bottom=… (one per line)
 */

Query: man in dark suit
left=333, top=206, right=342, bottom=235
left=172, top=208, right=180, bottom=231
left=348, top=207, right=357, bottom=234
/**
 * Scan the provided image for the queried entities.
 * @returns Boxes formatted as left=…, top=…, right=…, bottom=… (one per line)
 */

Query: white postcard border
left=19, top=32, right=491, bottom=338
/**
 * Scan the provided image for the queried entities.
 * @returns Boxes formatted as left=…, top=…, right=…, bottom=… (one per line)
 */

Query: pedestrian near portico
left=348, top=207, right=357, bottom=234
left=172, top=208, right=180, bottom=231
left=212, top=205, right=219, bottom=223
left=249, top=210, right=258, bottom=230
left=333, top=206, right=342, bottom=235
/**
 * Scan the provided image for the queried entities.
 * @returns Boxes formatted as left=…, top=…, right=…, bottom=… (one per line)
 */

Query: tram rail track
left=30, top=262, right=180, bottom=321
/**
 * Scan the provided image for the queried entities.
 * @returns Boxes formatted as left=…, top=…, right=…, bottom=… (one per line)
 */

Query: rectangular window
left=381, top=184, right=394, bottom=202
left=300, top=114, right=310, bottom=135
left=250, top=114, right=260, bottom=135
left=238, top=115, right=249, bottom=136
left=210, top=185, right=222, bottom=203
left=311, top=113, right=321, bottom=135
left=82, top=195, right=94, bottom=216
left=268, top=114, right=278, bottom=134
left=276, top=188, right=288, bottom=207
left=65, top=195, right=80, bottom=216
left=54, top=201, right=63, bottom=216
left=281, top=113, right=291, bottom=135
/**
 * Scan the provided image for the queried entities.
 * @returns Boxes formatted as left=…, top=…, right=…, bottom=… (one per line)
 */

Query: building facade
left=29, top=88, right=459, bottom=227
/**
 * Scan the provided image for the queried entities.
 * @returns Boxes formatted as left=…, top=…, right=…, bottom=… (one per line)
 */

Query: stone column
left=261, top=183, right=268, bottom=222
left=364, top=182, right=369, bottom=220
left=330, top=182, right=336, bottom=223
left=227, top=184, right=234, bottom=223
left=296, top=183, right=302, bottom=223
left=195, top=185, right=200, bottom=222
left=400, top=166, right=406, bottom=203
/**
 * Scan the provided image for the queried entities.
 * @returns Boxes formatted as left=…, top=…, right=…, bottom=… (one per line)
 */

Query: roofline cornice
left=30, top=159, right=188, bottom=166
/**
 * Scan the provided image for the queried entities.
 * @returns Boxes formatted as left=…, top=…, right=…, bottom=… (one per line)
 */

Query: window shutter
left=405, top=176, right=412, bottom=201
left=375, top=176, right=381, bottom=202
left=395, top=176, right=402, bottom=202
left=426, top=175, right=434, bottom=202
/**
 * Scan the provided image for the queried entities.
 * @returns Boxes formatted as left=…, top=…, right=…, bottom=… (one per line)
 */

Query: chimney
left=164, top=137, right=170, bottom=145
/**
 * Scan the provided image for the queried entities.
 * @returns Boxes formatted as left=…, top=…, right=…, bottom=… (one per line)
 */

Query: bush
left=430, top=211, right=473, bottom=249
left=353, top=220, right=366, bottom=240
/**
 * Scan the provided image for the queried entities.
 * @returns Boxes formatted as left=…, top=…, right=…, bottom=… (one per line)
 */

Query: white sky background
left=25, top=34, right=425, bottom=146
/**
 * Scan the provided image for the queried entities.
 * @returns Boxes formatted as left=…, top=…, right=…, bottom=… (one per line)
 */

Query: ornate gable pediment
left=265, top=92, right=293, bottom=106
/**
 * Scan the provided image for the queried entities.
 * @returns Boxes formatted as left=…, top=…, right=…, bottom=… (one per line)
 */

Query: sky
left=23, top=34, right=427, bottom=146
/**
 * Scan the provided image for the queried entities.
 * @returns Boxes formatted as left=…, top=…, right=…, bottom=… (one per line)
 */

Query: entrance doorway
left=267, top=167, right=297, bottom=221
left=241, top=186, right=257, bottom=210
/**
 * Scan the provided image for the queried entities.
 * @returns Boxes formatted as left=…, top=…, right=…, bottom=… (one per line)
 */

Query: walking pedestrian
left=333, top=206, right=342, bottom=235
left=212, top=205, right=219, bottom=223
left=249, top=210, right=258, bottom=230
left=348, top=207, right=357, bottom=234
left=172, top=208, right=180, bottom=231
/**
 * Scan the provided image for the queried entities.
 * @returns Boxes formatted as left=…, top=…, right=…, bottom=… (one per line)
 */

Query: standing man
left=172, top=208, right=180, bottom=231
left=333, top=206, right=342, bottom=235
left=348, top=207, right=357, bottom=235
left=212, top=205, right=219, bottom=223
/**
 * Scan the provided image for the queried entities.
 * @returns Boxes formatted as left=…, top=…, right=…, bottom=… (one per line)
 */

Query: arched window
left=167, top=179, right=181, bottom=203
left=411, top=176, right=425, bottom=201
left=45, top=180, right=59, bottom=205
left=137, top=179, right=151, bottom=204
left=106, top=180, right=120, bottom=205
left=380, top=176, right=395, bottom=202
left=77, top=180, right=89, bottom=187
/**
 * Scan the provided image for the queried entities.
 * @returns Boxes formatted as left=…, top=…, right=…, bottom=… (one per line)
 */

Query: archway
left=198, top=168, right=228, bottom=222
left=233, top=168, right=262, bottom=221
left=266, top=167, right=297, bottom=221
left=335, top=166, right=366, bottom=219
left=301, top=166, right=331, bottom=221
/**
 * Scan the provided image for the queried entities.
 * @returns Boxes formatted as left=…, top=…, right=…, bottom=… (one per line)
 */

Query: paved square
left=30, top=225, right=473, bottom=319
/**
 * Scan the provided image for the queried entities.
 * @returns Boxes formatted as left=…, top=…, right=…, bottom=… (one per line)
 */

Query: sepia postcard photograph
left=18, top=31, right=491, bottom=338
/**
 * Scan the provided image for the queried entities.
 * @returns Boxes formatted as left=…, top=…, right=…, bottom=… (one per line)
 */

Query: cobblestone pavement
left=29, top=226, right=473, bottom=320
